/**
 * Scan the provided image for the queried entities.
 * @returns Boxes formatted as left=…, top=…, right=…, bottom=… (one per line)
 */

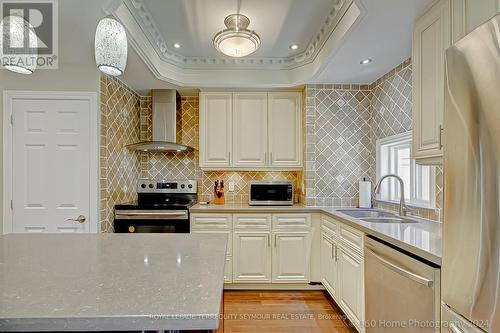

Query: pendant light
left=0, top=15, right=38, bottom=74
left=94, top=17, right=127, bottom=76
left=213, top=14, right=261, bottom=58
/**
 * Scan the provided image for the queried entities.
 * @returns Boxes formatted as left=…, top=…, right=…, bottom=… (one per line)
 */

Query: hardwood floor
left=220, top=290, right=357, bottom=333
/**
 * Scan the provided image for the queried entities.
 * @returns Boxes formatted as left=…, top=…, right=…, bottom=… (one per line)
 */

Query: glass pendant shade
left=95, top=17, right=127, bottom=76
left=0, top=15, right=38, bottom=74
left=213, top=14, right=260, bottom=58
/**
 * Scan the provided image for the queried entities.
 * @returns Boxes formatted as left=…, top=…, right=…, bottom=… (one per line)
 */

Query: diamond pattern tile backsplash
left=139, top=96, right=302, bottom=203
left=305, top=59, right=443, bottom=221
left=100, top=75, right=141, bottom=232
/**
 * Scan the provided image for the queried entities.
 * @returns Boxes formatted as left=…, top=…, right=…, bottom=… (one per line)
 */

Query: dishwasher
left=365, top=236, right=441, bottom=333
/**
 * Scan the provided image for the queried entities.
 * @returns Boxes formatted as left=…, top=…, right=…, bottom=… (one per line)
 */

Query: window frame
left=376, top=131, right=436, bottom=209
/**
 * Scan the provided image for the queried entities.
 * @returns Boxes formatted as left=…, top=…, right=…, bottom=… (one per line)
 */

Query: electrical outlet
left=228, top=181, right=235, bottom=192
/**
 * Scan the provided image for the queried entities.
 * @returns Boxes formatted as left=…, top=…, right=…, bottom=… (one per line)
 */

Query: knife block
left=213, top=188, right=225, bottom=205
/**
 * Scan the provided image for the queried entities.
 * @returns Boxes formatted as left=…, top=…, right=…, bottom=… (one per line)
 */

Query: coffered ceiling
left=99, top=0, right=434, bottom=91
left=107, top=0, right=362, bottom=87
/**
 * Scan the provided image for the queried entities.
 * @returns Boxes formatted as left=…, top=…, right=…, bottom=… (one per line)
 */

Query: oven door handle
left=115, top=211, right=188, bottom=220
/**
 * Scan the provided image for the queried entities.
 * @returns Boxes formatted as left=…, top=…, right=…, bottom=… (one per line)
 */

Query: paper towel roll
left=359, top=181, right=372, bottom=208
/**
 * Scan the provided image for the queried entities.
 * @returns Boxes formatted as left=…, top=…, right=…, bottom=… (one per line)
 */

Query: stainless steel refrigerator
left=442, top=13, right=500, bottom=333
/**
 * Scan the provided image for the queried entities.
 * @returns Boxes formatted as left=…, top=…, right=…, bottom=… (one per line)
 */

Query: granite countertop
left=0, top=233, right=227, bottom=332
left=190, top=203, right=442, bottom=265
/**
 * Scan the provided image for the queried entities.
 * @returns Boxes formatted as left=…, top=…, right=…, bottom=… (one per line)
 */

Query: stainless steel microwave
left=249, top=181, right=294, bottom=206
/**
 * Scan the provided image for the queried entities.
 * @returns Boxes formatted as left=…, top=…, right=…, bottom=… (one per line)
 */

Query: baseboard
left=224, top=283, right=326, bottom=290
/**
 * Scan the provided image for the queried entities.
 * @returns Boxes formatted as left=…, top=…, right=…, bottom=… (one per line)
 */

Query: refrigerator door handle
left=366, top=247, right=434, bottom=288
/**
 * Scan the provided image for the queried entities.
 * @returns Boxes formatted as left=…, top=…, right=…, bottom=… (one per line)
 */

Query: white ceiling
left=145, top=0, right=334, bottom=58
left=313, top=0, right=434, bottom=84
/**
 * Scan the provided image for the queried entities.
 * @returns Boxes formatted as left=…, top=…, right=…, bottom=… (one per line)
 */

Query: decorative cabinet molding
left=451, top=0, right=499, bottom=43
left=233, top=231, right=272, bottom=282
left=199, top=91, right=303, bottom=170
left=199, top=93, right=233, bottom=167
left=272, top=231, right=311, bottom=283
left=412, top=0, right=451, bottom=164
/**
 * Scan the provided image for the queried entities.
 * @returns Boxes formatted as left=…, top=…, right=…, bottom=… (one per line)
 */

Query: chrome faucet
left=374, top=174, right=410, bottom=216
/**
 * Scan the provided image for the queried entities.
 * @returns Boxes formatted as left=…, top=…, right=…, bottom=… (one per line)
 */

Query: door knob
left=66, top=215, right=86, bottom=224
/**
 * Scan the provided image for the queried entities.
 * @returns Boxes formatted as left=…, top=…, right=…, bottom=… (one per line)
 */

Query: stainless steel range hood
left=126, top=90, right=194, bottom=153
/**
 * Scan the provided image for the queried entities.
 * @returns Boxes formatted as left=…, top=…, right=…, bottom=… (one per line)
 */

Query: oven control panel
left=138, top=180, right=197, bottom=194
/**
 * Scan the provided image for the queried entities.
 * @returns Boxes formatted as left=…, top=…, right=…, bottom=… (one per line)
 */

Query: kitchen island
left=0, top=233, right=227, bottom=332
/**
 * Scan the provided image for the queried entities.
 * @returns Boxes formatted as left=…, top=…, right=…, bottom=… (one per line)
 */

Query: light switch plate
left=228, top=181, right=235, bottom=192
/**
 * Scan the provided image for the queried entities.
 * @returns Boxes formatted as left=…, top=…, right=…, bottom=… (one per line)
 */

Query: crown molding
left=114, top=0, right=353, bottom=70
left=109, top=0, right=363, bottom=87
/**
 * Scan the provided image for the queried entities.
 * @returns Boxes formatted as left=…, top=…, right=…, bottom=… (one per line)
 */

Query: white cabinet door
left=268, top=92, right=302, bottom=168
left=233, top=231, right=272, bottom=282
left=452, top=0, right=499, bottom=43
left=320, top=232, right=338, bottom=300
left=224, top=256, right=233, bottom=284
left=338, top=247, right=364, bottom=332
left=233, top=92, right=268, bottom=167
left=412, top=0, right=450, bottom=164
left=199, top=92, right=232, bottom=167
left=272, top=231, right=310, bottom=283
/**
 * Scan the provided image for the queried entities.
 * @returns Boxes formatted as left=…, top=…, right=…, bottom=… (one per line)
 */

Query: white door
left=7, top=92, right=97, bottom=233
left=272, top=231, right=310, bottom=282
left=268, top=92, right=302, bottom=167
left=321, top=233, right=338, bottom=299
left=199, top=92, right=232, bottom=167
left=232, top=92, right=268, bottom=167
left=338, top=247, right=364, bottom=331
left=233, top=231, right=271, bottom=282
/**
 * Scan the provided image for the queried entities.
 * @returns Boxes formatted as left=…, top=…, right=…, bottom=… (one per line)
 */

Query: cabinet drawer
left=321, top=215, right=338, bottom=235
left=339, top=224, right=364, bottom=255
left=190, top=214, right=232, bottom=230
left=234, top=214, right=271, bottom=229
left=272, top=214, right=311, bottom=229
left=191, top=229, right=232, bottom=256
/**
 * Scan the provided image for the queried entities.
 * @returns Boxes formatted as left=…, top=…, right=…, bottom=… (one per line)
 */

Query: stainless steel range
left=114, top=180, right=197, bottom=233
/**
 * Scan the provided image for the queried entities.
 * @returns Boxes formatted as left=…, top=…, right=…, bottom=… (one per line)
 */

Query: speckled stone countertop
left=0, top=233, right=227, bottom=332
left=190, top=203, right=442, bottom=265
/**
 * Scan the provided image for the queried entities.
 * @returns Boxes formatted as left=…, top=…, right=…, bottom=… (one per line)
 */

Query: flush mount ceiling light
left=360, top=58, right=372, bottom=65
left=213, top=14, right=261, bottom=58
left=173, top=43, right=181, bottom=49
left=289, top=44, right=299, bottom=50
left=95, top=17, right=128, bottom=76
left=0, top=15, right=38, bottom=74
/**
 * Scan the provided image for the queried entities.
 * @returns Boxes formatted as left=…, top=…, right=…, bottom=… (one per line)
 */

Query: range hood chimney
left=126, top=90, right=193, bottom=153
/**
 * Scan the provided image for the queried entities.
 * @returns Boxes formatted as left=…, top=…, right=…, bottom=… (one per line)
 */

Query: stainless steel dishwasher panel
left=365, top=237, right=441, bottom=333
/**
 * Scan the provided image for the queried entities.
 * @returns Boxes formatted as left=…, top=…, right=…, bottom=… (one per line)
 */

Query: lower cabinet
left=272, top=231, right=310, bottom=282
left=321, top=215, right=365, bottom=333
left=320, top=231, right=339, bottom=298
left=338, top=246, right=364, bottom=331
left=233, top=231, right=272, bottom=282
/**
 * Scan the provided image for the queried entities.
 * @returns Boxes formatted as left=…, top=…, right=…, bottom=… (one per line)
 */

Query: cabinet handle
left=439, top=125, right=444, bottom=149
left=228, top=151, right=231, bottom=163
left=268, top=235, right=270, bottom=248
left=331, top=245, right=334, bottom=259
left=334, top=245, right=337, bottom=261
left=274, top=234, right=277, bottom=248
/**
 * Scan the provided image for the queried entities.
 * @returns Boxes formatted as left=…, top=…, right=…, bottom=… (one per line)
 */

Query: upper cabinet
left=412, top=0, right=451, bottom=164
left=268, top=93, right=302, bottom=168
left=451, top=0, right=499, bottom=43
left=199, top=92, right=233, bottom=167
left=412, top=0, right=498, bottom=164
left=199, top=91, right=303, bottom=170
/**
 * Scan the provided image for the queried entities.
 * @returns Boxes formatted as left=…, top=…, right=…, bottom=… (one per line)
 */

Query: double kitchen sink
left=336, top=209, right=417, bottom=224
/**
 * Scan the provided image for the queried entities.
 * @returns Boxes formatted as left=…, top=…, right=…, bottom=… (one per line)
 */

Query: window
left=376, top=132, right=435, bottom=209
